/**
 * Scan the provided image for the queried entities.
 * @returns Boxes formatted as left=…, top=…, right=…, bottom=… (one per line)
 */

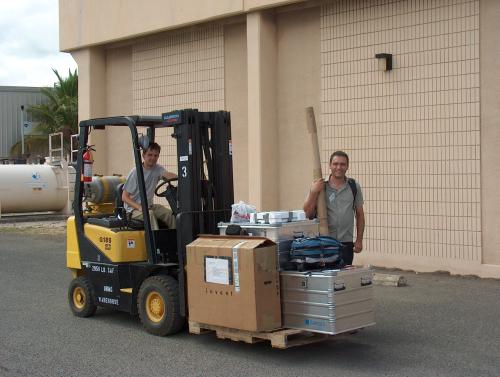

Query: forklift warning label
left=98, top=296, right=119, bottom=306
left=90, top=265, right=115, bottom=274
left=99, top=236, right=112, bottom=251
left=127, top=239, right=136, bottom=248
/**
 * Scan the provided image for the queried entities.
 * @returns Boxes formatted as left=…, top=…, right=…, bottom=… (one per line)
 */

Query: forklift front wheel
left=68, top=277, right=97, bottom=317
left=137, top=275, right=184, bottom=336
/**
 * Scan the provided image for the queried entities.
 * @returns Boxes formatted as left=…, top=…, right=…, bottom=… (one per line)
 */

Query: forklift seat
left=114, top=183, right=126, bottom=218
left=86, top=183, right=143, bottom=230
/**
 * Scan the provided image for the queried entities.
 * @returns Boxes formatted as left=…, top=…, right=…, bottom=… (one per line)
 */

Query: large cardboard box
left=186, top=235, right=281, bottom=332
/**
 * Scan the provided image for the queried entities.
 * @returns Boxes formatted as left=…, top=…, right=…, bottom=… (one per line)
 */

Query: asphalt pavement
left=0, top=229, right=499, bottom=377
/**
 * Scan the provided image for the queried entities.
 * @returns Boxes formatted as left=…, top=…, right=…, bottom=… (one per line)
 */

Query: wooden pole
left=305, top=107, right=329, bottom=235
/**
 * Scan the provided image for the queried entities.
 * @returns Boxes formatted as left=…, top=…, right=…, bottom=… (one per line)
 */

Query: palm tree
left=10, top=69, right=78, bottom=159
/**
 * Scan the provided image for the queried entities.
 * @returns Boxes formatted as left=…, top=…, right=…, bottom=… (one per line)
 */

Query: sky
left=0, top=0, right=78, bottom=87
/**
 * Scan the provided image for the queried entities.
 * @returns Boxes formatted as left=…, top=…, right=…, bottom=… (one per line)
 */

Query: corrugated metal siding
left=0, top=87, right=46, bottom=158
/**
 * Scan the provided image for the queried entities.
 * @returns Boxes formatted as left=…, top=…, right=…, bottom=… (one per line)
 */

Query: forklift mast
left=163, top=109, right=234, bottom=250
left=163, top=110, right=234, bottom=314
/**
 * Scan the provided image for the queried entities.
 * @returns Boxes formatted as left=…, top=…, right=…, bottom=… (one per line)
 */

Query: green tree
left=10, top=69, right=78, bottom=158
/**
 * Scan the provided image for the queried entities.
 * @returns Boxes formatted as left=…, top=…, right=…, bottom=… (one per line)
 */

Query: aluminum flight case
left=280, top=267, right=375, bottom=335
left=218, top=220, right=319, bottom=241
left=218, top=220, right=319, bottom=268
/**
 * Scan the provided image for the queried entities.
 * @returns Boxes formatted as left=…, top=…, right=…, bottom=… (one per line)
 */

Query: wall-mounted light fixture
left=375, top=53, right=392, bottom=71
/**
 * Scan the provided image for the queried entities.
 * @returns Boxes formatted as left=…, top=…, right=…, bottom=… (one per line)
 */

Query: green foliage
left=30, top=68, right=78, bottom=133
left=9, top=135, right=50, bottom=162
left=19, top=69, right=78, bottom=156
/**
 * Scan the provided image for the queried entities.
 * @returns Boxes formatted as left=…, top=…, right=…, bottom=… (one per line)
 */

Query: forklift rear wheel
left=68, top=277, right=97, bottom=317
left=137, top=275, right=184, bottom=336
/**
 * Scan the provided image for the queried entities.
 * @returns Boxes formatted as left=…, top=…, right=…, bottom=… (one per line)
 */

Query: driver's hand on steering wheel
left=163, top=172, right=177, bottom=181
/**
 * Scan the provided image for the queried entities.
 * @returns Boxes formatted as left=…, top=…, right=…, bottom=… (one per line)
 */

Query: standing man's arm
left=354, top=206, right=365, bottom=253
left=303, top=178, right=325, bottom=219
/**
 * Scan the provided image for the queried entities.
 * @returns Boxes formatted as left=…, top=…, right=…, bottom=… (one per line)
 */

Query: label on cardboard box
left=232, top=241, right=246, bottom=292
left=205, top=257, right=231, bottom=285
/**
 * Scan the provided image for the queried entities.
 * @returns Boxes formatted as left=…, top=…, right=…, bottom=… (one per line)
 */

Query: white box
left=291, top=210, right=306, bottom=221
left=251, top=210, right=306, bottom=224
left=268, top=211, right=291, bottom=224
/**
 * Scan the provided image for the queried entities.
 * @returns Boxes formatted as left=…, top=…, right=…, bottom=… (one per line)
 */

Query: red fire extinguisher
left=82, top=146, right=95, bottom=182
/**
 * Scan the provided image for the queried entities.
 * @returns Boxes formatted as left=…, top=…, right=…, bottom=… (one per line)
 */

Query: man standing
left=122, top=142, right=177, bottom=230
left=303, top=150, right=365, bottom=265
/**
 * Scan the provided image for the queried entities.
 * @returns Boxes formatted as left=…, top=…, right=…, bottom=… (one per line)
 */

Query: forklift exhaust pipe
left=305, top=107, right=329, bottom=236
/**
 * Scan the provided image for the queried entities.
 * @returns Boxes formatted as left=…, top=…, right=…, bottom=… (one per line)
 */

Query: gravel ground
left=0, top=219, right=67, bottom=235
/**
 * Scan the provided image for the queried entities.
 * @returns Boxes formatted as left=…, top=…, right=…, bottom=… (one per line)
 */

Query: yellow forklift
left=66, top=110, right=234, bottom=335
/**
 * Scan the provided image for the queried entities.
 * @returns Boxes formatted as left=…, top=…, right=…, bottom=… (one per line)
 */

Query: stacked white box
left=249, top=210, right=307, bottom=224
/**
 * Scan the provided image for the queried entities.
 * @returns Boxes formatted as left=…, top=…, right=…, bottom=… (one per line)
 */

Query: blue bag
left=290, top=236, right=342, bottom=258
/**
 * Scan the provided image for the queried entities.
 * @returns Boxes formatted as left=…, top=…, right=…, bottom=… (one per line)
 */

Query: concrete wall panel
left=224, top=23, right=249, bottom=203
left=72, top=47, right=108, bottom=174
left=480, top=0, right=500, bottom=265
left=59, top=0, right=306, bottom=51
left=106, top=46, right=134, bottom=176
left=276, top=7, right=320, bottom=210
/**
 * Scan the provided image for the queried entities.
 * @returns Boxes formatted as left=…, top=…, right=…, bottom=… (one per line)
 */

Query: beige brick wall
left=320, top=0, right=481, bottom=264
left=132, top=24, right=225, bottom=178
left=105, top=46, right=133, bottom=176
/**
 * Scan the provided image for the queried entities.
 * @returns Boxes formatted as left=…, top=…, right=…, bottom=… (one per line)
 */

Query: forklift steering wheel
left=155, top=177, right=177, bottom=197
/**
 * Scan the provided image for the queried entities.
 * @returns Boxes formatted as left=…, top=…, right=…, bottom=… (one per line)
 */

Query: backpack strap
left=347, top=178, right=357, bottom=209
left=325, top=176, right=358, bottom=210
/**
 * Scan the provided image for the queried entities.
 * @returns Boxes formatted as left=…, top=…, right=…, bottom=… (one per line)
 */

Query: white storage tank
left=0, top=163, right=75, bottom=214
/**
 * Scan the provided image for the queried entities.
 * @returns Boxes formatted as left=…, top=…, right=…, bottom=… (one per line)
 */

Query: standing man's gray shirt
left=123, top=164, right=166, bottom=213
left=325, top=179, right=364, bottom=242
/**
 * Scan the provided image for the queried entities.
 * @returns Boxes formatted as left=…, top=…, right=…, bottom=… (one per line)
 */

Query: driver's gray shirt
left=123, top=164, right=166, bottom=213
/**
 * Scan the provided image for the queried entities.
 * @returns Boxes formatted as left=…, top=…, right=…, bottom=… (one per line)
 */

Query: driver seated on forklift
left=122, top=142, right=177, bottom=230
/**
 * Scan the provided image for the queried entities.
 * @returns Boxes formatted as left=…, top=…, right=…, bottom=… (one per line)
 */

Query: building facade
left=0, top=86, right=46, bottom=159
left=60, top=0, right=500, bottom=278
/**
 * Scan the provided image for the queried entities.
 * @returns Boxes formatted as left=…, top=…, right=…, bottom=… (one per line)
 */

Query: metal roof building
left=0, top=86, right=46, bottom=159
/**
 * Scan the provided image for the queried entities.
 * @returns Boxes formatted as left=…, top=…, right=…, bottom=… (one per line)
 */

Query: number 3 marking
left=182, top=166, right=187, bottom=177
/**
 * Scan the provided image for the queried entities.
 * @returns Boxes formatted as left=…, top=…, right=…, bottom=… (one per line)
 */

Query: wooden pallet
left=189, top=321, right=330, bottom=349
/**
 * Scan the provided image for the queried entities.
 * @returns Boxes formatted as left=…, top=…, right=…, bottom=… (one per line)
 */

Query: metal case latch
left=300, top=278, right=308, bottom=289
left=334, top=280, right=345, bottom=291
